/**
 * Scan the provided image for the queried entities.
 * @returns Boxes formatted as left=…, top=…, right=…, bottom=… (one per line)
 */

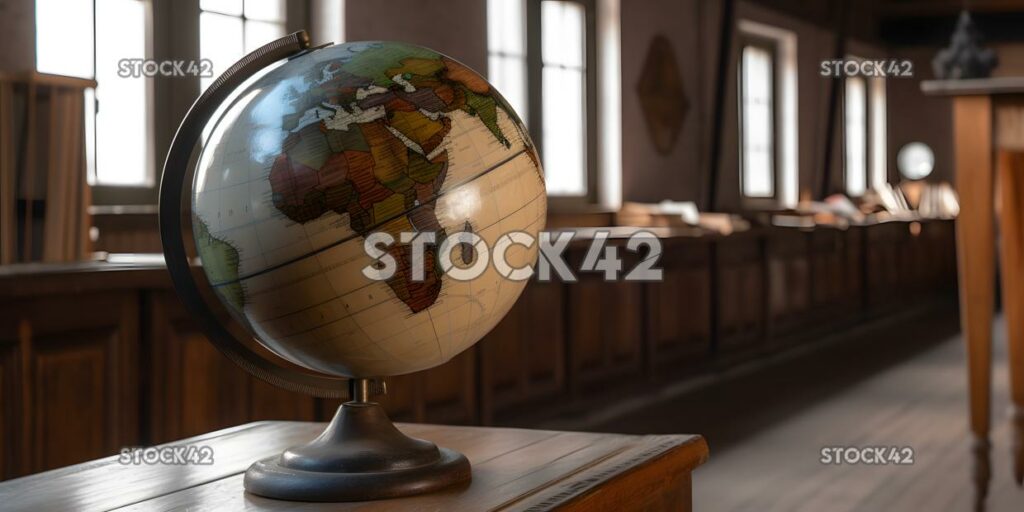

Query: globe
left=190, top=41, right=545, bottom=379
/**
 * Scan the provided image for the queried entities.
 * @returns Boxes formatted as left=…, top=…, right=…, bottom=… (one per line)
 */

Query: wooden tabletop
left=0, top=421, right=708, bottom=511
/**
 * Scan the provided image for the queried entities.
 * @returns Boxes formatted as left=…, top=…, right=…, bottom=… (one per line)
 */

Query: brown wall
left=346, top=0, right=488, bottom=74
left=0, top=0, right=35, bottom=73
left=619, top=0, right=708, bottom=205
left=886, top=46, right=954, bottom=185
left=718, top=1, right=838, bottom=209
left=992, top=43, right=1024, bottom=78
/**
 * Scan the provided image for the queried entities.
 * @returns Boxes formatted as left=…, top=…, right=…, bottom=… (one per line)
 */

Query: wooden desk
left=923, top=78, right=1024, bottom=485
left=0, top=421, right=708, bottom=511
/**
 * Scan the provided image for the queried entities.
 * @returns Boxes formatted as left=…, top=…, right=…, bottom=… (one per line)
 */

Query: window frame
left=736, top=33, right=782, bottom=209
left=35, top=0, right=158, bottom=203
left=843, top=72, right=868, bottom=197
left=526, top=0, right=599, bottom=207
left=85, top=0, right=315, bottom=206
left=199, top=0, right=289, bottom=92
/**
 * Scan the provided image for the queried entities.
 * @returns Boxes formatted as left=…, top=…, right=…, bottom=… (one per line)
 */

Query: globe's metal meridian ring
left=159, top=31, right=346, bottom=398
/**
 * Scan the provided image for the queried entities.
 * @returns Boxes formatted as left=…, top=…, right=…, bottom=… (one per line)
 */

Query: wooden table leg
left=954, top=96, right=995, bottom=445
left=997, top=149, right=1024, bottom=485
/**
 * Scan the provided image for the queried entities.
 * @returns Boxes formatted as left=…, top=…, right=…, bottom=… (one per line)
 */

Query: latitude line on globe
left=210, top=147, right=531, bottom=288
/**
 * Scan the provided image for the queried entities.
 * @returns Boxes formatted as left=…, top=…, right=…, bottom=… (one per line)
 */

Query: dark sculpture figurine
left=932, top=10, right=998, bottom=80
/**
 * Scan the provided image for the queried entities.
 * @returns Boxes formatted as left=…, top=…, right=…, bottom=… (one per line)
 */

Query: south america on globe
left=192, top=41, right=546, bottom=378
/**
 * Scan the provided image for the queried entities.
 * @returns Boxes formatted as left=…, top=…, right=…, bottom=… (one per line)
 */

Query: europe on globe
left=192, top=41, right=546, bottom=378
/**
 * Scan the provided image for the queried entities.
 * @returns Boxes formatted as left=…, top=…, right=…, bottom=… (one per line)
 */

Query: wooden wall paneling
left=90, top=212, right=162, bottom=255
left=1, top=292, right=141, bottom=475
left=0, top=340, right=14, bottom=479
left=644, top=239, right=712, bottom=375
left=899, top=223, right=919, bottom=296
left=420, top=347, right=477, bottom=425
left=865, top=223, right=911, bottom=313
left=566, top=244, right=645, bottom=393
left=379, top=373, right=418, bottom=422
left=147, top=291, right=249, bottom=443
left=714, top=234, right=765, bottom=355
left=808, top=229, right=855, bottom=323
left=247, top=377, right=317, bottom=423
left=847, top=226, right=866, bottom=313
left=478, top=280, right=566, bottom=424
left=516, top=281, right=566, bottom=405
left=765, top=229, right=812, bottom=343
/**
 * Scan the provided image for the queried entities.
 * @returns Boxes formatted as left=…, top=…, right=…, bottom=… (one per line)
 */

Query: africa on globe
left=191, top=41, right=546, bottom=378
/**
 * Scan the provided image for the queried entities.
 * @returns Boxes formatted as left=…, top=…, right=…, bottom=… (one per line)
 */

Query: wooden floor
left=585, top=313, right=1023, bottom=511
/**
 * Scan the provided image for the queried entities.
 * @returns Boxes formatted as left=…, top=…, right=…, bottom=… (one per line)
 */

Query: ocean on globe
left=191, top=41, right=545, bottom=378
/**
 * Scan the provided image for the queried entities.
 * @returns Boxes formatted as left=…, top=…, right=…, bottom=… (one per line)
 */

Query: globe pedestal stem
left=244, top=379, right=471, bottom=502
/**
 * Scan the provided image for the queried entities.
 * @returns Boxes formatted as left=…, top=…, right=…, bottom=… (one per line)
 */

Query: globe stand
left=244, top=378, right=471, bottom=502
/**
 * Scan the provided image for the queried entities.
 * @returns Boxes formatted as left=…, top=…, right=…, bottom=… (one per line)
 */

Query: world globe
left=190, top=41, right=546, bottom=379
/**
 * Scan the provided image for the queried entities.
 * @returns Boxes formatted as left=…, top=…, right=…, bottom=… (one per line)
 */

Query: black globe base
left=244, top=401, right=471, bottom=502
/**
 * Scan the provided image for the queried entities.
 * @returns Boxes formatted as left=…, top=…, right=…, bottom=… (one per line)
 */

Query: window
left=738, top=42, right=776, bottom=199
left=844, top=75, right=867, bottom=197
left=869, top=76, right=887, bottom=190
left=36, top=0, right=152, bottom=187
left=487, top=0, right=596, bottom=201
left=539, top=0, right=589, bottom=197
left=35, top=0, right=94, bottom=79
left=843, top=61, right=887, bottom=197
left=200, top=0, right=286, bottom=91
left=736, top=21, right=797, bottom=208
left=487, top=0, right=528, bottom=123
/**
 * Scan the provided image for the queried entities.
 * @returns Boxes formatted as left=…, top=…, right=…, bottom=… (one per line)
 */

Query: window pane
left=740, top=45, right=774, bottom=198
left=870, top=76, right=887, bottom=190
left=243, top=0, right=286, bottom=22
left=542, top=0, right=584, bottom=68
left=84, top=88, right=97, bottom=186
left=541, top=0, right=586, bottom=196
left=845, top=76, right=867, bottom=197
left=488, top=55, right=527, bottom=123
left=543, top=66, right=586, bottom=196
left=487, top=0, right=527, bottom=123
left=488, top=0, right=524, bottom=54
left=244, top=20, right=286, bottom=53
left=95, top=0, right=149, bottom=186
left=36, top=0, right=94, bottom=78
left=200, top=12, right=244, bottom=91
left=200, top=0, right=242, bottom=16
left=311, top=0, right=344, bottom=44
